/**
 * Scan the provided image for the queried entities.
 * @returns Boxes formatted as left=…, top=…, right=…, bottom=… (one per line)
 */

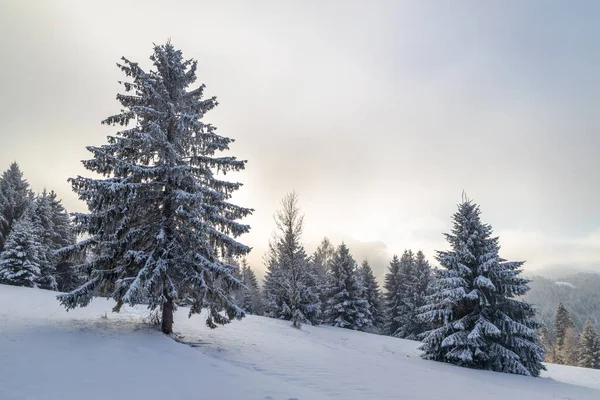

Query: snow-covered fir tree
left=554, top=302, right=576, bottom=364
left=413, top=250, right=432, bottom=335
left=56, top=42, right=252, bottom=334
left=47, top=190, right=79, bottom=292
left=263, top=192, right=320, bottom=328
left=237, top=258, right=262, bottom=315
left=394, top=250, right=416, bottom=338
left=310, top=236, right=336, bottom=316
left=28, top=191, right=58, bottom=290
left=396, top=250, right=433, bottom=340
left=560, top=327, right=580, bottom=366
left=359, top=260, right=385, bottom=332
left=383, top=254, right=402, bottom=336
left=419, top=197, right=545, bottom=377
left=323, top=243, right=372, bottom=331
left=538, top=323, right=557, bottom=363
left=0, top=211, right=43, bottom=287
left=0, top=162, right=33, bottom=252
left=579, top=320, right=600, bottom=369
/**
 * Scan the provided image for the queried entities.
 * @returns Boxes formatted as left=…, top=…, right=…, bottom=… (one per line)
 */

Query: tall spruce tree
left=29, top=191, right=58, bottom=290
left=0, top=211, right=43, bottom=287
left=579, top=320, right=600, bottom=369
left=396, top=250, right=432, bottom=340
left=263, top=192, right=320, bottom=328
left=56, top=42, right=252, bottom=334
left=395, top=250, right=417, bottom=339
left=47, top=191, right=79, bottom=292
left=0, top=162, right=34, bottom=251
left=554, top=302, right=575, bottom=364
left=323, top=244, right=372, bottom=330
left=419, top=198, right=544, bottom=377
left=359, top=260, right=385, bottom=332
left=383, top=255, right=402, bottom=336
left=538, top=323, right=557, bottom=363
left=239, top=259, right=262, bottom=315
left=310, top=236, right=336, bottom=315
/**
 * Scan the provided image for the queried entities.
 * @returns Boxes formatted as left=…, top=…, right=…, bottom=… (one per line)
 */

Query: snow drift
left=1, top=285, right=599, bottom=400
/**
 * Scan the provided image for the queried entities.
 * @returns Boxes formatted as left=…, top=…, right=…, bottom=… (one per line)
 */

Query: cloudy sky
left=1, top=0, right=599, bottom=278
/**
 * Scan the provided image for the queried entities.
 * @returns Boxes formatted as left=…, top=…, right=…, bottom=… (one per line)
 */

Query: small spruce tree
left=323, top=244, right=372, bottom=330
left=0, top=213, right=43, bottom=287
left=383, top=255, right=402, bottom=336
left=554, top=302, right=576, bottom=364
left=579, top=320, right=600, bottom=369
left=263, top=192, right=320, bottom=328
left=0, top=162, right=34, bottom=252
left=419, top=197, right=544, bottom=377
left=240, top=259, right=262, bottom=315
left=359, top=260, right=385, bottom=332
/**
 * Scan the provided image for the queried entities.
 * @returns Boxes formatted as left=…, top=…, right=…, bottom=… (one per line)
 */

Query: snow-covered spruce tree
left=310, top=237, right=336, bottom=314
left=560, top=326, right=580, bottom=366
left=360, top=260, right=385, bottom=332
left=263, top=192, right=320, bottom=328
left=47, top=190, right=79, bottom=292
left=383, top=254, right=402, bottom=336
left=0, top=162, right=34, bottom=252
left=554, top=302, right=575, bottom=364
left=538, top=323, right=557, bottom=363
left=394, top=250, right=417, bottom=339
left=237, top=258, right=262, bottom=315
left=324, top=243, right=372, bottom=331
left=579, top=320, right=600, bottom=369
left=419, top=198, right=544, bottom=377
left=28, top=191, right=59, bottom=290
left=0, top=211, right=43, bottom=287
left=56, top=42, right=252, bottom=334
left=413, top=250, right=432, bottom=336
left=396, top=250, right=433, bottom=340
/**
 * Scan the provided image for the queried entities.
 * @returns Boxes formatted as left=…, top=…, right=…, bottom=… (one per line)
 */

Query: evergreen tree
left=263, top=192, right=320, bottom=328
left=29, top=192, right=58, bottom=290
left=239, top=259, right=262, bottom=315
left=396, top=250, right=433, bottom=340
left=419, top=198, right=544, bottom=377
left=579, top=320, right=600, bottom=369
left=560, top=327, right=580, bottom=366
left=56, top=42, right=252, bottom=334
left=394, top=250, right=417, bottom=339
left=310, top=236, right=336, bottom=315
left=0, top=162, right=34, bottom=251
left=383, top=255, right=402, bottom=336
left=359, top=260, right=385, bottom=332
left=538, top=323, right=557, bottom=363
left=47, top=191, right=79, bottom=292
left=554, top=302, right=575, bottom=364
left=323, top=244, right=372, bottom=330
left=0, top=212, right=43, bottom=287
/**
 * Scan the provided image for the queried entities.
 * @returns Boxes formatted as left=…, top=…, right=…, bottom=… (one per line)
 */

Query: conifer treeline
left=539, top=302, right=600, bottom=369
left=0, top=163, right=79, bottom=291
left=258, top=191, right=434, bottom=337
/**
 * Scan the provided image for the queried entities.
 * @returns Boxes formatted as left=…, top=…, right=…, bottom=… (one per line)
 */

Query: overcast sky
left=1, top=0, right=599, bottom=278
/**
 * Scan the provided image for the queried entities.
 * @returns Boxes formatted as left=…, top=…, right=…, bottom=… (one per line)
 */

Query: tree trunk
left=161, top=297, right=174, bottom=334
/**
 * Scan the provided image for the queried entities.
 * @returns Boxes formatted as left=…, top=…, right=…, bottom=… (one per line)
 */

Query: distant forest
left=524, top=272, right=600, bottom=332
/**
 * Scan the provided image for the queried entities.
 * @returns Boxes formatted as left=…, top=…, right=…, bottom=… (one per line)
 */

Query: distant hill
left=524, top=272, right=600, bottom=332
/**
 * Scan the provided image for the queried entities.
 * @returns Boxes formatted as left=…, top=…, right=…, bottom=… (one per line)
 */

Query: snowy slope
left=1, top=285, right=599, bottom=400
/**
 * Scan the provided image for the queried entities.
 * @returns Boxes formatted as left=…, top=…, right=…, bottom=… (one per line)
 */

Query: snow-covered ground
left=1, top=285, right=599, bottom=400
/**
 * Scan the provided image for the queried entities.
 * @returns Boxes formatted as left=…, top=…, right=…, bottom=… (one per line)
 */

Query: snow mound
left=1, top=284, right=599, bottom=400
